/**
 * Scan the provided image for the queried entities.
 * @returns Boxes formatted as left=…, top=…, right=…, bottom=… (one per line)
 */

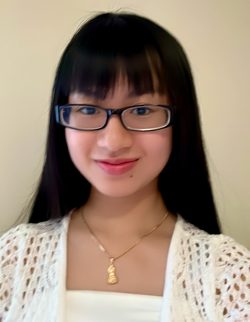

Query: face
left=65, top=80, right=172, bottom=198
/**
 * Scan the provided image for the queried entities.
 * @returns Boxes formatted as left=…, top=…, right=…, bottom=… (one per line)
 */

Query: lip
left=95, top=158, right=139, bottom=175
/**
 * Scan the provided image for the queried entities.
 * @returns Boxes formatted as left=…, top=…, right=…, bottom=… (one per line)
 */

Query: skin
left=66, top=79, right=177, bottom=296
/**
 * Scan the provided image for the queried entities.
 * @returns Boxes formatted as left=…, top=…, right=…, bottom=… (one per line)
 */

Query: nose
left=97, top=115, right=133, bottom=153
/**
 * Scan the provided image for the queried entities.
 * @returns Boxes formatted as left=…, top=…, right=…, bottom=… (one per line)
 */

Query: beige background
left=0, top=0, right=249, bottom=248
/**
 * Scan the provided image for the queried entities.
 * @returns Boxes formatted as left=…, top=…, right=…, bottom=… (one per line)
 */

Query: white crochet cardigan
left=0, top=215, right=249, bottom=322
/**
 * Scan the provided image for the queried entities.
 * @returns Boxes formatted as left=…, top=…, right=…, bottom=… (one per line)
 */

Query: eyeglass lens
left=60, top=105, right=171, bottom=130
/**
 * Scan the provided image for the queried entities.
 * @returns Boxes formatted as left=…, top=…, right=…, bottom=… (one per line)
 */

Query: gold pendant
left=107, top=258, right=118, bottom=285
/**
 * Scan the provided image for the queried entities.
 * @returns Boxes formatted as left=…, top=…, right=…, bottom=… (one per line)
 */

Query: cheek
left=143, top=128, right=172, bottom=164
left=65, top=129, right=93, bottom=162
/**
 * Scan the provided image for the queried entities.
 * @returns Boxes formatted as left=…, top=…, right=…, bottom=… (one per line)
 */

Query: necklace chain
left=80, top=211, right=168, bottom=285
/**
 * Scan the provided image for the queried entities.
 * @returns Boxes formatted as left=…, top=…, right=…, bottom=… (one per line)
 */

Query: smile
left=95, top=159, right=139, bottom=175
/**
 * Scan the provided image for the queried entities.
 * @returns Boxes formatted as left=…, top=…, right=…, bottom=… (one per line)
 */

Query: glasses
left=55, top=104, right=174, bottom=132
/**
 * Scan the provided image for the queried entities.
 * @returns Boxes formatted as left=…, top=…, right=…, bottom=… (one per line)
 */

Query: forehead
left=68, top=72, right=167, bottom=101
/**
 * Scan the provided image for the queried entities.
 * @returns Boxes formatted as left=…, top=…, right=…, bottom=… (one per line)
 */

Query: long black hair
left=29, top=12, right=221, bottom=234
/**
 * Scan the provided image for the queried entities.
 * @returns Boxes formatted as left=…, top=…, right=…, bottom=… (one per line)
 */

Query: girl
left=0, top=12, right=249, bottom=322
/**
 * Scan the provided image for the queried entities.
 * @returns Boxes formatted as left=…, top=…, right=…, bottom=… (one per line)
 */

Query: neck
left=79, top=186, right=167, bottom=237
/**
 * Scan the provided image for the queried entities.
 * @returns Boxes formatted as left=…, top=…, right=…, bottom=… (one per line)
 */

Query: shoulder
left=0, top=217, right=68, bottom=270
left=178, top=216, right=249, bottom=257
left=0, top=217, right=67, bottom=248
left=178, top=217, right=250, bottom=320
left=0, top=216, right=70, bottom=259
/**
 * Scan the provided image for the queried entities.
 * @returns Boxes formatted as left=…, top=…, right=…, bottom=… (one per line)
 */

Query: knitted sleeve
left=0, top=220, right=62, bottom=321
left=215, top=235, right=250, bottom=321
left=0, top=225, right=22, bottom=320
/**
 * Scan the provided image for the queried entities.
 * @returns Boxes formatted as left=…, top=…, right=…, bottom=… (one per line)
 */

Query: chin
left=90, top=178, right=158, bottom=199
left=93, top=186, right=138, bottom=198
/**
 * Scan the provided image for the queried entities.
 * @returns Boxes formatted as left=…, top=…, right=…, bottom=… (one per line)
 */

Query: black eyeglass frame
left=55, top=104, right=175, bottom=132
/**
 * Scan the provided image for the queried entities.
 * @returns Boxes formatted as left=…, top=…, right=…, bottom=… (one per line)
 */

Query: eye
left=131, top=106, right=152, bottom=115
left=78, top=106, right=99, bottom=115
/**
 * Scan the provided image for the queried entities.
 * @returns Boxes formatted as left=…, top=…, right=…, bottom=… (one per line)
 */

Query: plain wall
left=0, top=0, right=249, bottom=247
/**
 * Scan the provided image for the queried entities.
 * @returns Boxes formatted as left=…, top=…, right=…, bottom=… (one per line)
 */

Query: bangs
left=58, top=14, right=168, bottom=100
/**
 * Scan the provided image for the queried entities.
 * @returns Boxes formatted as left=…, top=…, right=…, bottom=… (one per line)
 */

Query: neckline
left=67, top=289, right=163, bottom=300
left=57, top=214, right=182, bottom=322
left=62, top=213, right=181, bottom=294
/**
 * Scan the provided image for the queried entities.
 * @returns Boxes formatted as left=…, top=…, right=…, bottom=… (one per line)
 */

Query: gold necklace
left=80, top=211, right=168, bottom=285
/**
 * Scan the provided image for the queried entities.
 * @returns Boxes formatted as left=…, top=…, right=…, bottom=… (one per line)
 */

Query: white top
left=66, top=290, right=162, bottom=322
left=0, top=215, right=250, bottom=321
